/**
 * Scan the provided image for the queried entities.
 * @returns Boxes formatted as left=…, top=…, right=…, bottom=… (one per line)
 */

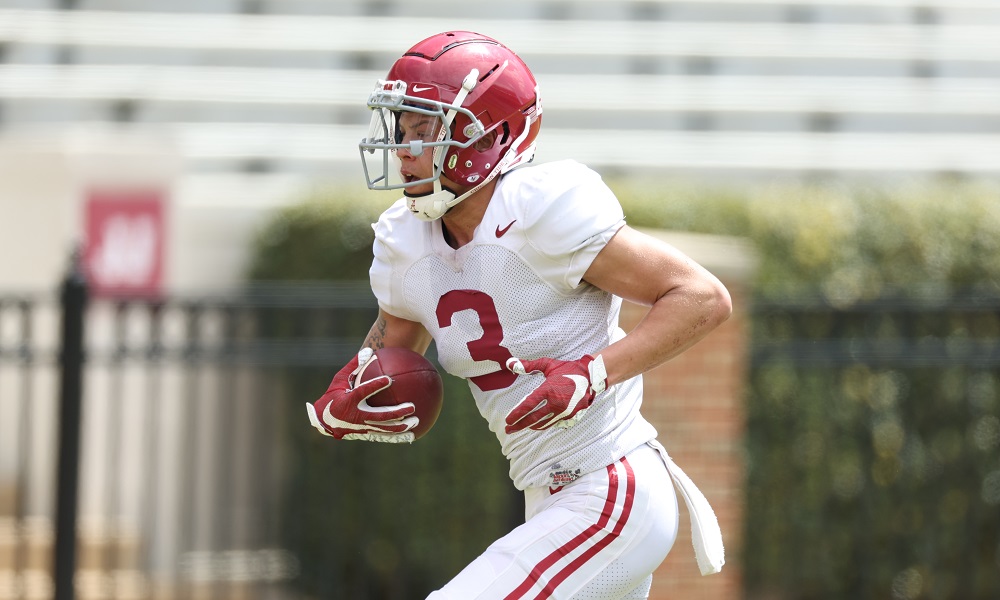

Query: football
left=357, top=347, right=444, bottom=440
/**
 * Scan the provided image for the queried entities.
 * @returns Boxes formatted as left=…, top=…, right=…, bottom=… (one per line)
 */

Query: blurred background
left=1, top=0, right=999, bottom=599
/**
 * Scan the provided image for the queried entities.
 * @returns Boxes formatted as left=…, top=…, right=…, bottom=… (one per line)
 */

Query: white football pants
left=427, top=442, right=679, bottom=600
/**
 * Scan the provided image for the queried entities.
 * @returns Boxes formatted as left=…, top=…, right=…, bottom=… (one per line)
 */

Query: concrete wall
left=0, top=131, right=314, bottom=295
left=0, top=131, right=179, bottom=292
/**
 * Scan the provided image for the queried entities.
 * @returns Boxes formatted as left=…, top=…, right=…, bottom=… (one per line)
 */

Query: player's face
left=395, top=111, right=442, bottom=195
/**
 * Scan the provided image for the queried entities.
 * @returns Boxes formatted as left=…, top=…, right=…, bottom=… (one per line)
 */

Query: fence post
left=54, top=249, right=88, bottom=600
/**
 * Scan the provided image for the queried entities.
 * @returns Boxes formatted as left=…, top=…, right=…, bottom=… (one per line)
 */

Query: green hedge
left=612, top=177, right=1000, bottom=297
left=249, top=175, right=1000, bottom=599
left=248, top=186, right=391, bottom=282
left=250, top=176, right=1000, bottom=293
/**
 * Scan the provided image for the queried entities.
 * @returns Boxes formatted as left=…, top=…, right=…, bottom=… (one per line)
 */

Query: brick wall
left=622, top=230, right=754, bottom=600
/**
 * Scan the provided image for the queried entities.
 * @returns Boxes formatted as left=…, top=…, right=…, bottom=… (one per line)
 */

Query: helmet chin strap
left=404, top=188, right=459, bottom=222
left=404, top=166, right=498, bottom=222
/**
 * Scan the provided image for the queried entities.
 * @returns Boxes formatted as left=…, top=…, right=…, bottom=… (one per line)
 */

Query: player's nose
left=397, top=139, right=426, bottom=160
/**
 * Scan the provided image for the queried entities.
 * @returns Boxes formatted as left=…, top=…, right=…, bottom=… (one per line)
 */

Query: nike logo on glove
left=495, top=220, right=516, bottom=238
left=564, top=374, right=590, bottom=405
left=549, top=374, right=591, bottom=429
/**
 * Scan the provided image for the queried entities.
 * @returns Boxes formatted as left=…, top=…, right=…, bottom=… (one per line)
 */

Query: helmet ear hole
left=499, top=122, right=510, bottom=146
left=473, top=130, right=498, bottom=152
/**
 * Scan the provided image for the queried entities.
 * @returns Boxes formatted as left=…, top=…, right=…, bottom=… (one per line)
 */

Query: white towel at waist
left=647, top=439, right=726, bottom=576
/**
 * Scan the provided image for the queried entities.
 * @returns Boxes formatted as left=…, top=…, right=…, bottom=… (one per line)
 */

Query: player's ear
left=473, top=130, right=498, bottom=152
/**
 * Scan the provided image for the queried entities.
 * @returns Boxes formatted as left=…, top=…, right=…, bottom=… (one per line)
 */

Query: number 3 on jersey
left=436, top=290, right=517, bottom=391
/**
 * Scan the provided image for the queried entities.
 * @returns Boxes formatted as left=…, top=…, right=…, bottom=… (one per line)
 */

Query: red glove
left=306, top=348, right=418, bottom=443
left=504, top=354, right=608, bottom=433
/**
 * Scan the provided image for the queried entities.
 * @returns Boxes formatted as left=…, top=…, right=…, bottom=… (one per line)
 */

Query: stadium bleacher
left=1, top=0, right=999, bottom=180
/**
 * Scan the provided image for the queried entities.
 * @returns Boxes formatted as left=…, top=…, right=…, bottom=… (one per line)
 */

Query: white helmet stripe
left=430, top=68, right=479, bottom=198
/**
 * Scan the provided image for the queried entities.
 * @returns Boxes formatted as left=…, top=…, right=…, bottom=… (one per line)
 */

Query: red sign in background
left=84, top=190, right=166, bottom=298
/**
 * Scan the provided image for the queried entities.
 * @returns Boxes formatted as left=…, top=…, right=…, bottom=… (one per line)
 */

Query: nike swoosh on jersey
left=495, top=220, right=517, bottom=238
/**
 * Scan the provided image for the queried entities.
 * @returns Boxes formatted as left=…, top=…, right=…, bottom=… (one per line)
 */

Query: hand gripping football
left=356, top=347, right=444, bottom=440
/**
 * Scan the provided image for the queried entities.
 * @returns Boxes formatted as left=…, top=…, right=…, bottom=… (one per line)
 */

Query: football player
left=307, top=31, right=732, bottom=599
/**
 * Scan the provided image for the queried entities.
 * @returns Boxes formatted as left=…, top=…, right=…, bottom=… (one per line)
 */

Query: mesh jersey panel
left=371, top=160, right=657, bottom=489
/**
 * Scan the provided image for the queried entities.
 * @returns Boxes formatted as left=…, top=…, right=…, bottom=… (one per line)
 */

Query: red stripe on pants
left=504, top=457, right=635, bottom=599
left=534, top=458, right=636, bottom=598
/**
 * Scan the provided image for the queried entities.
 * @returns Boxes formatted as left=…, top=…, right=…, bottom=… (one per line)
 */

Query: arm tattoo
left=364, top=315, right=388, bottom=350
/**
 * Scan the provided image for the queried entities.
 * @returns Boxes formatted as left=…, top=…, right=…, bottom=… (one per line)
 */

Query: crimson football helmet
left=359, top=31, right=542, bottom=220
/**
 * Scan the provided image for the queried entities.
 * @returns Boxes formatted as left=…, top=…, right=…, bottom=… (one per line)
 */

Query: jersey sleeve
left=370, top=200, right=421, bottom=321
left=521, top=162, right=626, bottom=290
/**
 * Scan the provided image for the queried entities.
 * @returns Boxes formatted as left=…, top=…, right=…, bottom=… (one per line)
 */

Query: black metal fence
left=745, top=289, right=1000, bottom=600
left=0, top=275, right=355, bottom=599
left=11, top=264, right=997, bottom=600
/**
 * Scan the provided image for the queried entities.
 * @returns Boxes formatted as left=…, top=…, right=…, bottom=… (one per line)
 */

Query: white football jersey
left=370, top=159, right=657, bottom=490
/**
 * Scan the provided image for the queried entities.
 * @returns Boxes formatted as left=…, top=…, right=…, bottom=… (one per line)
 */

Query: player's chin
left=403, top=180, right=435, bottom=197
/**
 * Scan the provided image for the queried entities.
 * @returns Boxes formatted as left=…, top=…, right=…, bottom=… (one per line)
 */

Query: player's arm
left=582, top=225, right=732, bottom=387
left=306, top=309, right=432, bottom=443
left=360, top=308, right=433, bottom=355
left=504, top=225, right=731, bottom=433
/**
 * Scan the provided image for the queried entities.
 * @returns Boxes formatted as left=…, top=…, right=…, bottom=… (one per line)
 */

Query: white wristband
left=589, top=355, right=608, bottom=394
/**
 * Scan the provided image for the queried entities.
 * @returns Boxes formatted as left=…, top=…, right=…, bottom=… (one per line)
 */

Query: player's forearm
left=362, top=310, right=433, bottom=355
left=600, top=280, right=732, bottom=388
